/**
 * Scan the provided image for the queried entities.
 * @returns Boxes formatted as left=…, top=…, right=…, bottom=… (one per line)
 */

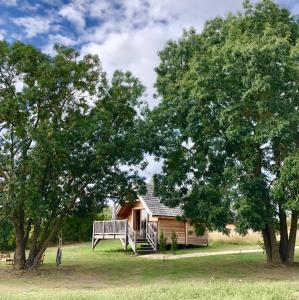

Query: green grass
left=0, top=241, right=299, bottom=299
left=0, top=281, right=296, bottom=300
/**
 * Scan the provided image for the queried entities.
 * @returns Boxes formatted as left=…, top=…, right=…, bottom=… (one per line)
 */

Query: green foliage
left=61, top=207, right=112, bottom=242
left=146, top=0, right=299, bottom=263
left=0, top=41, right=146, bottom=268
left=171, top=231, right=177, bottom=254
left=159, top=231, right=167, bottom=252
left=61, top=214, right=94, bottom=242
left=273, top=152, right=299, bottom=211
left=0, top=217, right=15, bottom=250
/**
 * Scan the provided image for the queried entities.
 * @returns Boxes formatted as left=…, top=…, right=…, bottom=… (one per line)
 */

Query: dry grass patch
left=209, top=227, right=262, bottom=245
left=209, top=226, right=299, bottom=246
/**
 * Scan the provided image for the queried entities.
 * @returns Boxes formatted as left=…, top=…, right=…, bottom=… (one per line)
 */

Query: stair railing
left=146, top=221, right=158, bottom=251
left=127, top=223, right=136, bottom=253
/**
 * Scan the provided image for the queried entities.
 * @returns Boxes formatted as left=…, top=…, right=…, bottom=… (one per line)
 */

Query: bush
left=159, top=231, right=167, bottom=252
left=60, top=207, right=112, bottom=242
left=61, top=214, right=94, bottom=242
left=0, top=217, right=15, bottom=251
left=171, top=231, right=177, bottom=254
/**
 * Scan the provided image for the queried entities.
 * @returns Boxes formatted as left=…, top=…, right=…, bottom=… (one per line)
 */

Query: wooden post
left=125, top=220, right=128, bottom=251
left=113, top=220, right=116, bottom=239
left=134, top=230, right=137, bottom=254
left=103, top=221, right=105, bottom=240
left=185, top=220, right=187, bottom=246
left=155, top=222, right=158, bottom=250
left=91, top=221, right=95, bottom=250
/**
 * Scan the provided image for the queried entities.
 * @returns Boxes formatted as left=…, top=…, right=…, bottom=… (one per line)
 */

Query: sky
left=0, top=0, right=297, bottom=179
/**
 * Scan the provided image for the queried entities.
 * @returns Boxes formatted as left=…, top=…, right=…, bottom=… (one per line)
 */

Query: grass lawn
left=172, top=242, right=260, bottom=254
left=0, top=241, right=299, bottom=299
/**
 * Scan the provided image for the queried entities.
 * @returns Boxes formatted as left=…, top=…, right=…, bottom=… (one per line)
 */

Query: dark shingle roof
left=140, top=184, right=183, bottom=217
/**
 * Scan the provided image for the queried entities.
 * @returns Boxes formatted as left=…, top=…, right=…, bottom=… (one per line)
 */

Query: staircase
left=135, top=238, right=155, bottom=255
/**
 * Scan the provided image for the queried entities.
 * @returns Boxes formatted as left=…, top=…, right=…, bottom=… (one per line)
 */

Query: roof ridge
left=140, top=186, right=183, bottom=218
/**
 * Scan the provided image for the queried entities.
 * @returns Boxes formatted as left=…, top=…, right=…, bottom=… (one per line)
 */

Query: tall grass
left=209, top=226, right=299, bottom=246
left=209, top=226, right=262, bottom=245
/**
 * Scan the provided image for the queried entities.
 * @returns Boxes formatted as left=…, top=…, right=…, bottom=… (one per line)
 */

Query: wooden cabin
left=92, top=184, right=208, bottom=254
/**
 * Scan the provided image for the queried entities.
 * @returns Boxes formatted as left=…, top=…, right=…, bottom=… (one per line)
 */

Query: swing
left=56, top=231, right=62, bottom=267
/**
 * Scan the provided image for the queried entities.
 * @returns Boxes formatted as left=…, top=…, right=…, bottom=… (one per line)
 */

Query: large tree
left=0, top=42, right=146, bottom=270
left=147, top=0, right=299, bottom=265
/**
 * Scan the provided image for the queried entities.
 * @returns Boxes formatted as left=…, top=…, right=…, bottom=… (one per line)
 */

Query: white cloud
left=48, top=33, right=77, bottom=46
left=0, top=0, right=17, bottom=6
left=59, top=2, right=86, bottom=32
left=141, top=155, right=163, bottom=180
left=13, top=16, right=51, bottom=38
left=81, top=25, right=173, bottom=107
left=79, top=0, right=246, bottom=108
left=42, top=34, right=77, bottom=56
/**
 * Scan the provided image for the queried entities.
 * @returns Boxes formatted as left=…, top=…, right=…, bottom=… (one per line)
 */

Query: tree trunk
left=14, top=221, right=26, bottom=270
left=262, top=227, right=272, bottom=264
left=262, top=224, right=281, bottom=265
left=278, top=207, right=288, bottom=263
left=268, top=225, right=281, bottom=264
left=26, top=218, right=41, bottom=268
left=27, top=217, right=63, bottom=270
left=286, top=211, right=298, bottom=265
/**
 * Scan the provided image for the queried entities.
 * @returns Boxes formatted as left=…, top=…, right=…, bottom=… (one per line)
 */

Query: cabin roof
left=140, top=184, right=183, bottom=218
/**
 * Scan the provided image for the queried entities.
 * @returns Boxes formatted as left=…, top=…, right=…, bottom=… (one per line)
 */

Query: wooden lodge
left=92, top=184, right=208, bottom=254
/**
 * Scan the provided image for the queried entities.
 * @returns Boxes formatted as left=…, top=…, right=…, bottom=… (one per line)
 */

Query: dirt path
left=140, top=248, right=264, bottom=260
left=141, top=246, right=299, bottom=260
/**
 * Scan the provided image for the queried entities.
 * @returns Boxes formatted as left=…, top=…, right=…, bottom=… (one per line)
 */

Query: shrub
left=171, top=231, right=177, bottom=254
left=159, top=231, right=167, bottom=252
left=60, top=207, right=112, bottom=242
left=0, top=217, right=15, bottom=251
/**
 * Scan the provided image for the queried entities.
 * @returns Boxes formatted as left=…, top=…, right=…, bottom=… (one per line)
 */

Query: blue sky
left=0, top=0, right=297, bottom=178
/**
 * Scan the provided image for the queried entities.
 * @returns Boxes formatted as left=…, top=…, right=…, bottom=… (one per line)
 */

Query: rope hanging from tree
left=56, top=230, right=62, bottom=267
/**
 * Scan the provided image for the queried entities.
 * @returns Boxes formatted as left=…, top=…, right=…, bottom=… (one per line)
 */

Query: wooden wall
left=158, top=218, right=208, bottom=246
left=186, top=222, right=209, bottom=246
left=123, top=201, right=144, bottom=227
left=158, top=218, right=186, bottom=244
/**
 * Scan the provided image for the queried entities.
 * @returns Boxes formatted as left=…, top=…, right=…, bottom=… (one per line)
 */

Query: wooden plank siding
left=158, top=218, right=209, bottom=246
left=158, top=218, right=186, bottom=244
left=186, top=222, right=209, bottom=246
left=121, top=201, right=144, bottom=227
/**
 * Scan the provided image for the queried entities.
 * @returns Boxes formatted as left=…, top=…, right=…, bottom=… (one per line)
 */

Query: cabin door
left=134, top=209, right=147, bottom=239
left=140, top=209, right=147, bottom=239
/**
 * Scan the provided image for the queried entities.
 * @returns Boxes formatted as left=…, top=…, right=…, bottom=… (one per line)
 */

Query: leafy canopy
left=0, top=41, right=146, bottom=268
left=147, top=0, right=299, bottom=238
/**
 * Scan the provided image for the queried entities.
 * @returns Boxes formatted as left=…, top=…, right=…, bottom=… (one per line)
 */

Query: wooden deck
left=92, top=219, right=158, bottom=254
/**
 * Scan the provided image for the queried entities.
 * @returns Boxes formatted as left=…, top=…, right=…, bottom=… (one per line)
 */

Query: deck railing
left=93, top=220, right=127, bottom=236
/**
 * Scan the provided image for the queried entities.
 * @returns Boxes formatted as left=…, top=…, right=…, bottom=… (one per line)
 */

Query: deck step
left=139, top=246, right=154, bottom=250
left=140, top=244, right=153, bottom=248
left=136, top=239, right=147, bottom=243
